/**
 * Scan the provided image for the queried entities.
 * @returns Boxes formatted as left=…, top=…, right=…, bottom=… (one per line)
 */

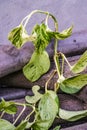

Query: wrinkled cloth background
left=0, top=0, right=87, bottom=44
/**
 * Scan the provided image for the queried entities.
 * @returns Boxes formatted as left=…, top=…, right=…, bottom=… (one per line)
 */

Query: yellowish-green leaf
left=23, top=51, right=50, bottom=82
left=71, top=50, right=87, bottom=73
left=15, top=120, right=28, bottom=130
left=25, top=85, right=42, bottom=104
left=8, top=25, right=34, bottom=48
left=0, top=119, right=15, bottom=130
left=47, top=25, right=73, bottom=40
left=0, top=99, right=17, bottom=114
left=59, top=74, right=87, bottom=94
left=59, top=108, right=87, bottom=121
left=53, top=126, right=61, bottom=130
left=32, top=23, right=52, bottom=53
left=32, top=92, right=59, bottom=130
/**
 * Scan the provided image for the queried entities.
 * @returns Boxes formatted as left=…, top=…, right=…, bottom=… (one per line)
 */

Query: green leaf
left=34, top=92, right=58, bottom=129
left=23, top=51, right=50, bottom=82
left=15, top=120, right=28, bottom=130
left=47, top=90, right=59, bottom=107
left=59, top=74, right=87, bottom=94
left=47, top=25, right=73, bottom=40
left=0, top=99, right=17, bottom=114
left=26, top=121, right=35, bottom=129
left=8, top=25, right=34, bottom=49
left=71, top=50, right=87, bottom=73
left=59, top=108, right=87, bottom=121
left=53, top=126, right=61, bottom=130
left=25, top=85, right=43, bottom=104
left=5, top=104, right=17, bottom=115
left=32, top=23, right=52, bottom=53
left=38, top=92, right=58, bottom=120
left=32, top=120, right=51, bottom=130
left=0, top=119, right=15, bottom=130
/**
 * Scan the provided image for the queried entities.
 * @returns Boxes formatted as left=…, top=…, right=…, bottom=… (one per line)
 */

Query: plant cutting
left=0, top=10, right=87, bottom=130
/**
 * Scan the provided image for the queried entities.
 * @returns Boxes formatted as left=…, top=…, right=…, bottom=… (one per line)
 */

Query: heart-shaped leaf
left=71, top=50, right=87, bottom=73
left=59, top=74, right=87, bottom=94
left=32, top=91, right=59, bottom=130
left=59, top=108, right=87, bottom=121
left=23, top=51, right=50, bottom=82
left=25, top=85, right=43, bottom=104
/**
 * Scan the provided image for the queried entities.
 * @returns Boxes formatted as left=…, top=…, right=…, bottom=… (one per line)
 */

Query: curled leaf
left=59, top=74, right=87, bottom=94
left=0, top=98, right=17, bottom=114
left=59, top=108, right=87, bottom=121
left=71, top=50, right=87, bottom=73
left=8, top=25, right=34, bottom=48
left=47, top=25, right=73, bottom=40
left=25, top=85, right=43, bottom=104
left=32, top=23, right=52, bottom=53
left=23, top=51, right=50, bottom=82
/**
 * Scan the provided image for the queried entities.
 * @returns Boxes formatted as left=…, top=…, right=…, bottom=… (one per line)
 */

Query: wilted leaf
left=8, top=25, right=34, bottom=48
left=0, top=119, right=15, bottom=130
left=47, top=26, right=73, bottom=40
left=23, top=51, right=50, bottom=82
left=0, top=99, right=17, bottom=114
left=59, top=108, right=87, bottom=121
left=59, top=74, right=87, bottom=94
left=71, top=50, right=87, bottom=73
left=32, top=23, right=52, bottom=53
left=25, top=85, right=43, bottom=104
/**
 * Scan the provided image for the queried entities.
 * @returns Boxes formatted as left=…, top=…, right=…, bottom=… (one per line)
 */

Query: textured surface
left=0, top=0, right=87, bottom=44
left=0, top=1, right=87, bottom=129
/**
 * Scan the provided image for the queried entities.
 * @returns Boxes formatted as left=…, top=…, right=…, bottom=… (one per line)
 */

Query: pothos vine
left=0, top=10, right=87, bottom=130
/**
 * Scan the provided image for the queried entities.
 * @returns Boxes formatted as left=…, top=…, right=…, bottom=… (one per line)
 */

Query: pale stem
left=20, top=10, right=58, bottom=31
left=61, top=54, right=64, bottom=75
left=60, top=53, right=72, bottom=69
left=15, top=102, right=33, bottom=108
left=25, top=106, right=35, bottom=121
left=13, top=105, right=26, bottom=125
left=0, top=111, right=5, bottom=118
left=54, top=53, right=61, bottom=78
left=45, top=13, right=49, bottom=27
left=45, top=70, right=57, bottom=92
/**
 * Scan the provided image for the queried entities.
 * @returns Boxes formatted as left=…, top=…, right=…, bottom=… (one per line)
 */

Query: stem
left=60, top=53, right=72, bottom=68
left=45, top=13, right=49, bottom=28
left=20, top=10, right=58, bottom=30
left=13, top=105, right=26, bottom=125
left=25, top=107, right=35, bottom=121
left=0, top=111, right=5, bottom=118
left=54, top=82, right=60, bottom=92
left=15, top=102, right=33, bottom=108
left=45, top=70, right=57, bottom=92
left=61, top=54, right=64, bottom=75
left=54, top=53, right=61, bottom=78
